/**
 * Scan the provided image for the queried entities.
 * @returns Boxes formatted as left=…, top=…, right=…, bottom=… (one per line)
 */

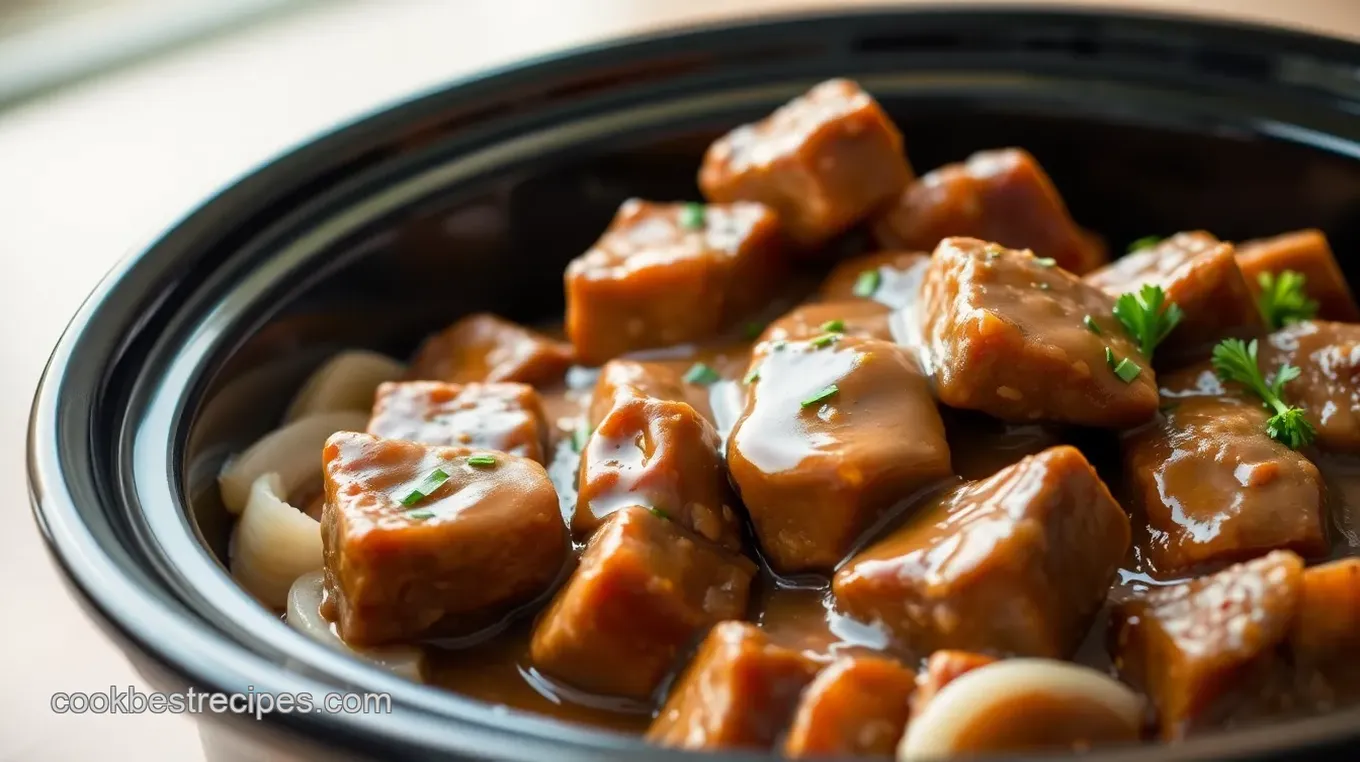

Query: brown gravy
left=417, top=335, right=1360, bottom=732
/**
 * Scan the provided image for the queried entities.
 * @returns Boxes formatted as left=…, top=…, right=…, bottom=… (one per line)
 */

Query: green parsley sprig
left=1257, top=270, right=1318, bottom=330
left=1127, top=236, right=1162, bottom=253
left=1114, top=284, right=1184, bottom=359
left=400, top=467, right=450, bottom=507
left=678, top=202, right=706, bottom=230
left=1211, top=338, right=1316, bottom=449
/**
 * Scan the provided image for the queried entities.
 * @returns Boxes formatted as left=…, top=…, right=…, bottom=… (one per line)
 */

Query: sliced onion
left=218, top=410, right=367, bottom=515
left=230, top=473, right=324, bottom=609
left=898, top=659, right=1143, bottom=759
left=284, top=350, right=406, bottom=422
left=286, top=570, right=426, bottom=682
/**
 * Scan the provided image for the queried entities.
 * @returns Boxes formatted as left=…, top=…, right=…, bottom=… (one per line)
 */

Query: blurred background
left=4, top=1, right=1360, bottom=760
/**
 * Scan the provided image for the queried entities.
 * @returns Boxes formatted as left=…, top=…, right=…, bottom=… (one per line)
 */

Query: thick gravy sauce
left=420, top=333, right=1360, bottom=732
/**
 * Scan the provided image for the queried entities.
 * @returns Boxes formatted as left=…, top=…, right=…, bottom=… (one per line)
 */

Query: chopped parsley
left=400, top=467, right=450, bottom=506
left=809, top=333, right=839, bottom=349
left=1113, top=284, right=1183, bottom=360
left=683, top=362, right=722, bottom=385
left=820, top=319, right=846, bottom=333
left=571, top=421, right=592, bottom=453
left=1113, top=357, right=1142, bottom=383
left=801, top=384, right=839, bottom=408
left=1104, top=348, right=1142, bottom=384
left=679, top=202, right=706, bottom=230
left=1212, top=338, right=1315, bottom=449
left=852, top=269, right=882, bottom=298
left=1257, top=270, right=1318, bottom=330
left=1127, top=236, right=1162, bottom=253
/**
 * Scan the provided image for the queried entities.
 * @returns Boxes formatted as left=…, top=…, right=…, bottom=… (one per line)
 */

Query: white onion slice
left=284, top=350, right=406, bottom=422
left=229, top=473, right=324, bottom=609
left=218, top=410, right=367, bottom=515
left=286, top=570, right=426, bottom=682
left=898, top=659, right=1143, bottom=759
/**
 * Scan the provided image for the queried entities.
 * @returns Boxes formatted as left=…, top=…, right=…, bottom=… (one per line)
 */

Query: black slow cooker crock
left=28, top=6, right=1360, bottom=761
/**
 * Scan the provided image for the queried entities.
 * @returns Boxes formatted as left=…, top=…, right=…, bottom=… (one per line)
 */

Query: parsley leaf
left=1113, top=284, right=1184, bottom=359
left=1211, top=338, right=1316, bottom=449
left=1257, top=270, right=1319, bottom=330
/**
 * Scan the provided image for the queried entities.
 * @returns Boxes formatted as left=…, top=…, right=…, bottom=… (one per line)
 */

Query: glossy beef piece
left=818, top=250, right=930, bottom=309
left=1123, top=390, right=1328, bottom=576
left=1289, top=558, right=1360, bottom=663
left=367, top=381, right=548, bottom=464
left=758, top=300, right=892, bottom=345
left=648, top=621, right=821, bottom=750
left=1110, top=551, right=1304, bottom=739
left=565, top=199, right=782, bottom=365
left=320, top=432, right=568, bottom=647
left=529, top=506, right=755, bottom=699
left=727, top=336, right=952, bottom=573
left=910, top=651, right=999, bottom=717
left=588, top=359, right=703, bottom=427
left=1261, top=321, right=1360, bottom=452
left=407, top=312, right=573, bottom=386
left=782, top=655, right=916, bottom=758
left=699, top=79, right=911, bottom=249
left=1238, top=229, right=1360, bottom=322
left=575, top=390, right=742, bottom=550
left=873, top=148, right=1107, bottom=274
left=918, top=238, right=1159, bottom=428
left=834, top=446, right=1129, bottom=658
left=1085, top=232, right=1264, bottom=366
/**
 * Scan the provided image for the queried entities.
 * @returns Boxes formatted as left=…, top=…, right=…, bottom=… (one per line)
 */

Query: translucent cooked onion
left=286, top=570, right=426, bottom=682
left=284, top=350, right=405, bottom=422
left=230, top=473, right=324, bottom=609
left=218, top=410, right=367, bottom=515
left=898, top=658, right=1143, bottom=759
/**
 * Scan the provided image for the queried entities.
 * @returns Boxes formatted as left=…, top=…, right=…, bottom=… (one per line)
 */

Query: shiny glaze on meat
left=402, top=330, right=1360, bottom=733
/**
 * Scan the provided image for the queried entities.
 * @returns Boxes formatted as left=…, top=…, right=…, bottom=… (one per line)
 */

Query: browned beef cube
left=728, top=336, right=952, bottom=573
left=918, top=238, right=1159, bottom=428
left=565, top=199, right=783, bottom=365
left=320, top=432, right=568, bottom=646
left=1085, top=232, right=1264, bottom=366
left=782, top=655, right=916, bottom=758
left=818, top=250, right=930, bottom=309
left=910, top=651, right=999, bottom=717
left=1289, top=557, right=1360, bottom=663
left=648, top=621, right=821, bottom=750
left=699, top=79, right=910, bottom=249
left=1238, top=229, right=1360, bottom=322
left=367, top=381, right=548, bottom=463
left=873, top=148, right=1107, bottom=274
left=1110, top=551, right=1303, bottom=738
left=588, top=359, right=708, bottom=427
left=529, top=506, right=755, bottom=699
left=1123, top=391, right=1328, bottom=576
left=1261, top=320, right=1360, bottom=452
left=834, top=446, right=1129, bottom=657
left=575, top=390, right=742, bottom=550
left=407, top=313, right=573, bottom=386
left=757, top=300, right=892, bottom=345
